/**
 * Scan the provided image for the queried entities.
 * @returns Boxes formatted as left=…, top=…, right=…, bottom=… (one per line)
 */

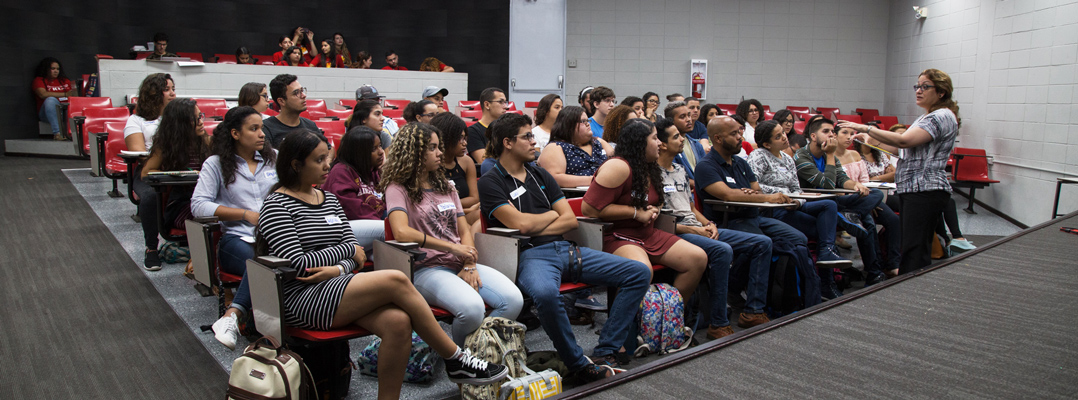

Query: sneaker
left=588, top=354, right=622, bottom=369
left=706, top=325, right=735, bottom=340
left=444, top=349, right=509, bottom=385
left=837, top=212, right=868, bottom=236
left=816, top=246, right=853, bottom=268
left=212, top=313, right=239, bottom=350
left=144, top=250, right=162, bottom=271
left=575, top=296, right=608, bottom=311
left=568, top=362, right=619, bottom=385
left=948, top=238, right=976, bottom=253
left=865, top=270, right=887, bottom=286
left=737, top=312, right=770, bottom=329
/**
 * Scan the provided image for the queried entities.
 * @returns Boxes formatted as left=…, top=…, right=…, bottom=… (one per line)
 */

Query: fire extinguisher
left=692, top=72, right=705, bottom=99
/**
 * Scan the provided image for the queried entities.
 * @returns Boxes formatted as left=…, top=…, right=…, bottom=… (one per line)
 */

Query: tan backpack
left=226, top=336, right=315, bottom=400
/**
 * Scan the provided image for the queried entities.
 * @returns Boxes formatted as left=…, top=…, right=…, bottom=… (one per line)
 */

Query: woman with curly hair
left=32, top=57, right=76, bottom=140
left=126, top=73, right=177, bottom=270
left=641, top=92, right=661, bottom=122
left=601, top=104, right=638, bottom=145
left=380, top=123, right=522, bottom=345
left=582, top=119, right=706, bottom=300
left=735, top=98, right=764, bottom=148
left=537, top=106, right=613, bottom=188
left=419, top=56, right=455, bottom=72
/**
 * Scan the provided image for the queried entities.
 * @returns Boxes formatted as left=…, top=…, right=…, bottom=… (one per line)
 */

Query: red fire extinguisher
left=692, top=72, right=705, bottom=99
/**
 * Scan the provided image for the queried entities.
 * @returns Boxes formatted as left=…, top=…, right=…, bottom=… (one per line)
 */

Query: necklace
left=285, top=187, right=319, bottom=204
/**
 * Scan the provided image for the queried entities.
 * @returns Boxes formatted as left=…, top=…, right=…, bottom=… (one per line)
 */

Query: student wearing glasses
left=735, top=99, right=764, bottom=148
left=402, top=100, right=438, bottom=125
left=641, top=92, right=661, bottom=122
left=465, top=87, right=508, bottom=163
left=587, top=86, right=616, bottom=138
left=262, top=74, right=319, bottom=148
left=237, top=82, right=270, bottom=117
left=537, top=106, right=613, bottom=188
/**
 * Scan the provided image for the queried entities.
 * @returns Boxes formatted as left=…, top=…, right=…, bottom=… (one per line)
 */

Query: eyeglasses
left=194, top=112, right=205, bottom=121
left=783, top=119, right=794, bottom=124
left=516, top=132, right=536, bottom=141
left=647, top=99, right=659, bottom=104
left=489, top=99, right=508, bottom=105
left=291, top=87, right=308, bottom=97
left=418, top=112, right=437, bottom=118
left=913, top=84, right=935, bottom=92
left=747, top=109, right=759, bottom=114
left=262, top=93, right=271, bottom=100
left=602, top=98, right=617, bottom=105
left=578, top=119, right=590, bottom=125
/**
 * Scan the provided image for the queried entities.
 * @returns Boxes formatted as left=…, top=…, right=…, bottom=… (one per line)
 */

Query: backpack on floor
left=227, top=336, right=315, bottom=400
left=289, top=340, right=353, bottom=400
left=460, top=317, right=528, bottom=400
left=158, top=241, right=190, bottom=263
left=356, top=331, right=437, bottom=384
left=766, top=255, right=804, bottom=317
left=634, top=283, right=693, bottom=356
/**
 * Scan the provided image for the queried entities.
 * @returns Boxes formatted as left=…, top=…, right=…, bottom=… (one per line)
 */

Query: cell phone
left=1061, top=227, right=1078, bottom=235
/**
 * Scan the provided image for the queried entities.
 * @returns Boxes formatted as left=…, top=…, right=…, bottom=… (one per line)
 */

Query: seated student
left=531, top=93, right=563, bottom=151
left=431, top=113, right=481, bottom=229
left=537, top=106, right=613, bottom=188
left=695, top=115, right=821, bottom=311
left=145, top=32, right=179, bottom=60
left=259, top=130, right=509, bottom=397
left=666, top=93, right=685, bottom=103
left=194, top=106, right=278, bottom=349
left=600, top=105, right=638, bottom=145
left=271, top=36, right=293, bottom=63
left=422, top=86, right=450, bottom=113
left=402, top=100, right=438, bottom=125
left=835, top=124, right=902, bottom=270
left=262, top=74, right=319, bottom=148
left=381, top=123, right=523, bottom=345
left=355, top=84, right=399, bottom=135
left=237, top=82, right=271, bottom=116
left=696, top=103, right=722, bottom=153
left=582, top=119, right=707, bottom=302
left=125, top=73, right=177, bottom=270
left=32, top=57, right=76, bottom=140
left=235, top=47, right=256, bottom=65
left=309, top=38, right=345, bottom=68
left=620, top=96, right=645, bottom=118
left=746, top=120, right=853, bottom=299
left=331, top=33, right=354, bottom=68
left=479, top=112, right=650, bottom=379
left=419, top=57, right=455, bottom=72
left=729, top=114, right=750, bottom=159
left=465, top=87, right=508, bottom=163
left=735, top=99, right=764, bottom=147
left=382, top=50, right=408, bottom=70
left=655, top=117, right=773, bottom=337
left=684, top=97, right=709, bottom=142
left=794, top=118, right=894, bottom=283
left=664, top=101, right=707, bottom=177
left=353, top=50, right=373, bottom=69
left=346, top=99, right=393, bottom=150
left=587, top=86, right=615, bottom=138
left=578, top=86, right=595, bottom=117
left=287, top=27, right=318, bottom=62
left=641, top=92, right=661, bottom=122
left=785, top=132, right=807, bottom=158
left=323, top=126, right=387, bottom=250
left=276, top=46, right=309, bottom=67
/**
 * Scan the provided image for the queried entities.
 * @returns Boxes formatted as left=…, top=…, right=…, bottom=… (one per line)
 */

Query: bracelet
left=633, top=208, right=638, bottom=221
left=421, top=233, right=427, bottom=247
left=337, top=265, right=346, bottom=276
left=462, top=266, right=476, bottom=272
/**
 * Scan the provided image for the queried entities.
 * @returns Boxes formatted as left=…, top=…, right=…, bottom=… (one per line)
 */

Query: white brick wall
left=565, top=0, right=890, bottom=113
left=886, top=0, right=1078, bottom=226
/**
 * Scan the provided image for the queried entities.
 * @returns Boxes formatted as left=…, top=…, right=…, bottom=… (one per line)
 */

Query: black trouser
left=898, top=190, right=950, bottom=274
left=132, top=165, right=159, bottom=251
left=934, top=197, right=963, bottom=240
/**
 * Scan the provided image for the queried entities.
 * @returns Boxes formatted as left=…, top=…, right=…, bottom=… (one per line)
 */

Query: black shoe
left=144, top=250, right=162, bottom=271
left=568, top=362, right=618, bottom=385
left=444, top=349, right=509, bottom=385
left=516, top=308, right=542, bottom=331
left=589, top=354, right=623, bottom=369
left=614, top=351, right=631, bottom=366
left=864, top=271, right=887, bottom=287
left=816, top=246, right=853, bottom=269
left=821, top=279, right=844, bottom=300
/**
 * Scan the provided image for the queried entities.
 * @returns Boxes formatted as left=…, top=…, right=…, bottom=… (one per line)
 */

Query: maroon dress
left=583, top=158, right=679, bottom=255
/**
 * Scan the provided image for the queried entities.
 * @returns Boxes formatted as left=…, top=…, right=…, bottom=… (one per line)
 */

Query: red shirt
left=277, top=60, right=309, bottom=67
left=309, top=54, right=345, bottom=68
left=32, top=77, right=73, bottom=111
left=381, top=65, right=408, bottom=70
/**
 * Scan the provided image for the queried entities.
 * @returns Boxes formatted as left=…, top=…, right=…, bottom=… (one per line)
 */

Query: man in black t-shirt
left=478, top=113, right=650, bottom=384
left=466, top=87, right=507, bottom=163
left=263, top=74, right=319, bottom=148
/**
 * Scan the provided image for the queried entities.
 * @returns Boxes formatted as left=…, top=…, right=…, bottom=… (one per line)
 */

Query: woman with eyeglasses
left=237, top=82, right=270, bottom=116
left=537, top=106, right=613, bottom=188
left=735, top=99, right=764, bottom=149
left=839, top=68, right=960, bottom=274
left=432, top=113, right=482, bottom=230
left=402, top=100, right=438, bottom=125
left=641, top=92, right=661, bottom=122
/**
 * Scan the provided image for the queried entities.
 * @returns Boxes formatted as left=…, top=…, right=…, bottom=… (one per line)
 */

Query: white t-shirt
left=123, top=114, right=161, bottom=150
left=532, top=125, right=551, bottom=150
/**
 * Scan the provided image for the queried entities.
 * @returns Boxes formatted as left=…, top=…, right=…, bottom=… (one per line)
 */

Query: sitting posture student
left=465, top=87, right=508, bottom=163
left=735, top=99, right=764, bottom=147
left=419, top=57, right=455, bottom=72
left=531, top=93, right=563, bottom=150
left=620, top=96, right=645, bottom=119
left=582, top=119, right=707, bottom=302
left=835, top=124, right=902, bottom=275
left=332, top=33, right=354, bottom=68
left=537, top=106, right=613, bottom=188
left=600, top=105, right=637, bottom=145
left=431, top=113, right=481, bottom=229
left=125, top=73, right=177, bottom=270
left=696, top=115, right=820, bottom=313
left=746, top=120, right=853, bottom=299
left=641, top=92, right=660, bottom=122
left=655, top=118, right=774, bottom=335
left=422, top=86, right=450, bottom=112
left=346, top=99, right=392, bottom=150
left=587, top=86, right=615, bottom=138
left=237, top=82, right=270, bottom=116
left=382, top=50, right=407, bottom=70
left=402, top=100, right=438, bottom=125
left=235, top=47, right=255, bottom=65
left=193, top=106, right=278, bottom=349
left=309, top=38, right=345, bottom=68
left=258, top=130, right=509, bottom=397
left=262, top=74, right=319, bottom=148
left=32, top=57, right=76, bottom=140
left=794, top=118, right=894, bottom=283
left=578, top=86, right=594, bottom=117
left=322, top=126, right=387, bottom=250
left=145, top=32, right=178, bottom=60
left=664, top=101, right=707, bottom=177
left=479, top=112, right=651, bottom=380
left=271, top=36, right=293, bottom=63
left=381, top=123, right=523, bottom=345
left=276, top=46, right=309, bottom=67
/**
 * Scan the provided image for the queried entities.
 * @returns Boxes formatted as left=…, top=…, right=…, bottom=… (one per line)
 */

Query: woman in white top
left=735, top=98, right=763, bottom=149
left=531, top=93, right=562, bottom=151
left=124, top=73, right=176, bottom=270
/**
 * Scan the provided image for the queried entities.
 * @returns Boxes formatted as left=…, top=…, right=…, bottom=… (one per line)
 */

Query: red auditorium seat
left=194, top=99, right=227, bottom=118
left=214, top=54, right=237, bottom=63
left=213, top=107, right=230, bottom=119
left=876, top=116, right=900, bottom=130
left=816, top=107, right=840, bottom=118
left=460, top=110, right=483, bottom=120
left=252, top=55, right=275, bottom=65
left=786, top=106, right=811, bottom=114
left=392, top=117, right=406, bottom=127
left=742, top=141, right=755, bottom=155
left=524, top=101, right=539, bottom=108
left=950, top=148, right=1000, bottom=214
left=81, top=107, right=130, bottom=156
left=306, top=99, right=327, bottom=114
left=764, top=111, right=775, bottom=121
left=102, top=122, right=129, bottom=197
left=67, top=97, right=114, bottom=142
left=793, top=121, right=807, bottom=134
left=338, top=99, right=357, bottom=109
left=383, top=99, right=409, bottom=110
left=202, top=120, right=220, bottom=134
left=134, top=51, right=152, bottom=60
left=762, top=105, right=771, bottom=113
left=383, top=108, right=404, bottom=119
left=717, top=104, right=738, bottom=115
left=835, top=114, right=862, bottom=124
left=506, top=101, right=517, bottom=111
left=175, top=52, right=203, bottom=62
left=855, top=108, right=880, bottom=122
left=324, top=109, right=351, bottom=120
left=507, top=110, right=524, bottom=115
left=458, top=100, right=480, bottom=111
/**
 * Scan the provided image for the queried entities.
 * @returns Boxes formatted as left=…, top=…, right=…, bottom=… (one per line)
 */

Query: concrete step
left=5, top=138, right=86, bottom=158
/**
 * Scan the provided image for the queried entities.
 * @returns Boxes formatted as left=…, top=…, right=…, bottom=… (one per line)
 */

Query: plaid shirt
left=897, top=108, right=958, bottom=194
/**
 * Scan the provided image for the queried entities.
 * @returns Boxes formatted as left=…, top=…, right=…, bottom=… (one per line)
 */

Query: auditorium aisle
left=0, top=156, right=223, bottom=398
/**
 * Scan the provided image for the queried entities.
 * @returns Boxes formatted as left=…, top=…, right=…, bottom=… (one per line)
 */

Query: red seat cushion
left=286, top=326, right=370, bottom=342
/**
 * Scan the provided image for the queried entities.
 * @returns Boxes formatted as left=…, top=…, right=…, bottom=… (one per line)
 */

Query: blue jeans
left=219, top=233, right=253, bottom=317
left=413, top=264, right=524, bottom=346
left=833, top=190, right=886, bottom=274
left=680, top=229, right=772, bottom=323
left=516, top=242, right=650, bottom=371
left=38, top=97, right=61, bottom=135
left=728, top=216, right=821, bottom=308
left=773, top=199, right=839, bottom=249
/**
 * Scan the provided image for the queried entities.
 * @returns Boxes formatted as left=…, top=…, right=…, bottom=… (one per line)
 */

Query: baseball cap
left=355, top=84, right=385, bottom=100
left=422, top=86, right=449, bottom=98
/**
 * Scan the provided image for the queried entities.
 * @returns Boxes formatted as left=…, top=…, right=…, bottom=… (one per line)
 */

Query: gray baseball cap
left=355, top=84, right=385, bottom=100
left=422, top=86, right=449, bottom=98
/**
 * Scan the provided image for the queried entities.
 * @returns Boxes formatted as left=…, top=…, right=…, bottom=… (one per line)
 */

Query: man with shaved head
left=693, top=116, right=822, bottom=315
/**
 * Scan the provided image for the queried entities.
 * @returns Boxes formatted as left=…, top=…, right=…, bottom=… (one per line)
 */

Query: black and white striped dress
left=259, top=190, right=358, bottom=330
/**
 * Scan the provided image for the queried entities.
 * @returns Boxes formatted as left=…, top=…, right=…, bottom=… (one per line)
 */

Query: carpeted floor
left=0, top=156, right=223, bottom=398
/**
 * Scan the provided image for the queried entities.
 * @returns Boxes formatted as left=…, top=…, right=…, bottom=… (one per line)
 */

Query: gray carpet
left=572, top=214, right=1078, bottom=399
left=0, top=156, right=223, bottom=398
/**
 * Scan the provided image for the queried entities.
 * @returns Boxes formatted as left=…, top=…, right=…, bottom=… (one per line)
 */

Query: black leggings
left=934, top=197, right=963, bottom=241
left=132, top=166, right=159, bottom=251
left=898, top=190, right=950, bottom=274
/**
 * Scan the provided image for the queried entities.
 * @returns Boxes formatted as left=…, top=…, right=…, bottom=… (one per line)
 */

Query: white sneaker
left=212, top=314, right=239, bottom=350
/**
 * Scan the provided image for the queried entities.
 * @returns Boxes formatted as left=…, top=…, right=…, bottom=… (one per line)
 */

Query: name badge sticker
left=324, top=215, right=342, bottom=225
left=437, top=202, right=457, bottom=212
left=510, top=186, right=527, bottom=200
left=448, top=180, right=456, bottom=187
left=264, top=170, right=277, bottom=180
left=663, top=185, right=677, bottom=193
left=725, top=176, right=736, bottom=184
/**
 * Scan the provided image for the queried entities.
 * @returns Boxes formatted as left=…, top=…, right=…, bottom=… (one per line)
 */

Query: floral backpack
left=356, top=331, right=437, bottom=383
left=634, top=283, right=693, bottom=355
